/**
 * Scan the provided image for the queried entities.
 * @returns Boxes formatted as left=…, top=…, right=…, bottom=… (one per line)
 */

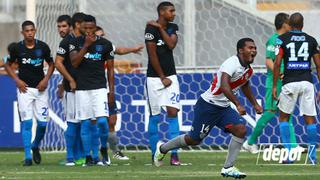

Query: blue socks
left=81, top=120, right=92, bottom=157
left=31, top=121, right=47, bottom=149
left=168, top=116, right=180, bottom=154
left=279, top=122, right=291, bottom=151
left=22, top=120, right=33, bottom=160
left=307, top=124, right=317, bottom=162
left=90, top=123, right=99, bottom=160
left=97, top=117, right=109, bottom=149
left=148, top=115, right=160, bottom=157
left=74, top=123, right=84, bottom=160
left=65, top=122, right=78, bottom=161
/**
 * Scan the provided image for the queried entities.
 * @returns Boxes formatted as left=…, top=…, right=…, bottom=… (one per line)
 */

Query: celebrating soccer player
left=243, top=13, right=300, bottom=154
left=70, top=14, right=115, bottom=166
left=273, top=12, right=320, bottom=164
left=154, top=38, right=262, bottom=179
left=4, top=21, right=54, bottom=166
left=55, top=13, right=86, bottom=166
left=144, top=1, right=181, bottom=165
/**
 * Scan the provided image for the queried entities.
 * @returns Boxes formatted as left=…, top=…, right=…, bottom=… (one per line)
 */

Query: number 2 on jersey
left=286, top=42, right=309, bottom=61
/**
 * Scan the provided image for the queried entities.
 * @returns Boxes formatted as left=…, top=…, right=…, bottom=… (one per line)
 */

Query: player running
left=4, top=21, right=54, bottom=166
left=273, top=12, right=320, bottom=164
left=154, top=38, right=262, bottom=179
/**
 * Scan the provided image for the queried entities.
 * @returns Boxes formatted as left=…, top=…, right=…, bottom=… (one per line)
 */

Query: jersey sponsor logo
left=287, top=62, right=310, bottom=69
left=145, top=33, right=154, bottom=40
left=57, top=47, right=66, bottom=55
left=276, top=38, right=283, bottom=45
left=157, top=39, right=165, bottom=46
left=290, top=35, right=305, bottom=42
left=95, top=45, right=103, bottom=52
left=69, top=44, right=75, bottom=51
left=35, top=49, right=42, bottom=57
left=21, top=57, right=43, bottom=66
left=84, top=52, right=102, bottom=60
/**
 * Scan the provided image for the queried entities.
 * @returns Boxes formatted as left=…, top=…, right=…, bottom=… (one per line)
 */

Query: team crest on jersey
left=95, top=45, right=103, bottom=52
left=35, top=49, right=42, bottom=57
left=145, top=33, right=154, bottom=40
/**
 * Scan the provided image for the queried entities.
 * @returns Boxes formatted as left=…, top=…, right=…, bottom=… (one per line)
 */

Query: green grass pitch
left=0, top=151, right=319, bottom=179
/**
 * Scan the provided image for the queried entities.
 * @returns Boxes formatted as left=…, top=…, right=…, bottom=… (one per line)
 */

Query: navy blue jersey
left=145, top=22, right=178, bottom=77
left=276, top=30, right=319, bottom=85
left=69, top=36, right=114, bottom=90
left=56, top=33, right=77, bottom=92
left=9, top=40, right=53, bottom=88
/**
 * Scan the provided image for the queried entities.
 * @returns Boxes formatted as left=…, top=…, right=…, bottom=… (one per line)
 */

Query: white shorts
left=75, top=88, right=109, bottom=120
left=62, top=91, right=79, bottom=123
left=146, top=75, right=180, bottom=115
left=278, top=81, right=317, bottom=116
left=17, top=87, right=49, bottom=122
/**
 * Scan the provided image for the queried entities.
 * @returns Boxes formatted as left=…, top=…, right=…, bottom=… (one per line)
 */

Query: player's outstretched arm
left=115, top=44, right=144, bottom=55
left=241, top=82, right=263, bottom=114
left=146, top=42, right=171, bottom=87
left=147, top=21, right=177, bottom=49
left=273, top=47, right=283, bottom=100
left=55, top=56, right=76, bottom=91
left=220, top=72, right=246, bottom=115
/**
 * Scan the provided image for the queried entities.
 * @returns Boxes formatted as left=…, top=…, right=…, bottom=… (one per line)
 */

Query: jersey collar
left=236, top=55, right=250, bottom=68
left=290, top=30, right=304, bottom=33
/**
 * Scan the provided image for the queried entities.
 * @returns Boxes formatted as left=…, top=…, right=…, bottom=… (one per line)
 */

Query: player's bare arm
left=220, top=72, right=246, bottom=115
left=147, top=21, right=177, bottom=50
left=70, top=35, right=96, bottom=68
left=146, top=41, right=172, bottom=87
left=55, top=56, right=76, bottom=91
left=272, top=49, right=283, bottom=100
left=106, top=59, right=115, bottom=103
left=241, top=81, right=263, bottom=114
left=4, top=61, right=28, bottom=93
left=115, top=44, right=144, bottom=55
left=37, top=61, right=54, bottom=92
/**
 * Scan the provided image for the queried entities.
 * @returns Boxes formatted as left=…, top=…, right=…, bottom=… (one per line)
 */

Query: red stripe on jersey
left=212, top=68, right=253, bottom=95
left=279, top=47, right=283, bottom=57
left=210, top=75, right=218, bottom=92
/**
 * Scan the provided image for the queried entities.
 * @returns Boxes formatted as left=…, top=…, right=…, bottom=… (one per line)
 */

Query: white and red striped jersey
left=201, top=55, right=253, bottom=107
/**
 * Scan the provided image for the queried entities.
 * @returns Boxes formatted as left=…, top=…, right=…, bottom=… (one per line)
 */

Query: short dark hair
left=236, top=38, right=254, bottom=53
left=96, top=26, right=103, bottom=32
left=71, top=12, right=86, bottom=28
left=289, top=12, right=304, bottom=29
left=21, top=20, right=35, bottom=30
left=84, top=14, right=96, bottom=24
left=274, top=13, right=289, bottom=30
left=7, top=42, right=17, bottom=53
left=57, top=15, right=71, bottom=26
left=157, top=1, right=174, bottom=16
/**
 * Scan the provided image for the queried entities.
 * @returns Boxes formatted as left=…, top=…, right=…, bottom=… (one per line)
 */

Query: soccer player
left=145, top=1, right=181, bottom=165
left=70, top=14, right=115, bottom=166
left=4, top=21, right=54, bottom=166
left=55, top=13, right=86, bottom=166
left=243, top=13, right=299, bottom=153
left=95, top=26, right=144, bottom=161
left=154, top=38, right=262, bottom=178
left=273, top=12, right=320, bottom=164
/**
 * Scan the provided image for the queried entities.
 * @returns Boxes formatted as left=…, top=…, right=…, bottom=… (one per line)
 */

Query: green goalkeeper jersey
left=265, top=33, right=284, bottom=88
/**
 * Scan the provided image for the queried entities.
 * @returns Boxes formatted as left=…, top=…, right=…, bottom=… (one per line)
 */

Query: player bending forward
left=154, top=38, right=262, bottom=179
